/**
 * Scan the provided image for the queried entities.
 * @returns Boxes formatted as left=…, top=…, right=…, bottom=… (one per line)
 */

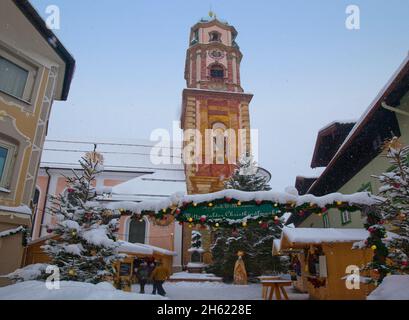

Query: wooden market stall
left=277, top=227, right=375, bottom=300
left=24, top=236, right=176, bottom=291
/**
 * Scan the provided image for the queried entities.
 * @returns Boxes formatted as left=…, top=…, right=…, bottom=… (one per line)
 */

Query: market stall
left=277, top=227, right=376, bottom=300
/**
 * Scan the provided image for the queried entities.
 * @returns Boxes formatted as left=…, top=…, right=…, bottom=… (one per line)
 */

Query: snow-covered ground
left=367, top=275, right=409, bottom=300
left=0, top=281, right=166, bottom=300
left=169, top=272, right=222, bottom=281
left=132, top=282, right=309, bottom=300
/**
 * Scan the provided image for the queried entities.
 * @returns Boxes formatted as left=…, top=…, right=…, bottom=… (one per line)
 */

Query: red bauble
left=298, top=211, right=304, bottom=217
left=274, top=220, right=280, bottom=225
left=200, top=216, right=206, bottom=223
left=46, top=228, right=52, bottom=234
left=322, top=207, right=328, bottom=213
left=175, top=208, right=181, bottom=214
left=255, top=200, right=262, bottom=205
left=393, top=183, right=401, bottom=188
left=402, top=261, right=408, bottom=267
left=225, top=197, right=232, bottom=202
left=67, top=188, right=74, bottom=193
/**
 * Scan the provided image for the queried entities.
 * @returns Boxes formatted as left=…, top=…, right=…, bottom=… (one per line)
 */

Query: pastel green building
left=290, top=55, right=409, bottom=229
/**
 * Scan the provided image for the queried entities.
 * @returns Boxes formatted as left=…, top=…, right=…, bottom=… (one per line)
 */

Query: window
left=191, top=29, right=199, bottom=44
left=0, top=140, right=16, bottom=189
left=209, top=31, right=221, bottom=42
left=129, top=218, right=146, bottom=244
left=212, top=122, right=227, bottom=163
left=341, top=211, right=351, bottom=225
left=323, top=213, right=330, bottom=228
left=0, top=57, right=28, bottom=99
left=0, top=46, right=37, bottom=102
left=210, top=65, right=224, bottom=79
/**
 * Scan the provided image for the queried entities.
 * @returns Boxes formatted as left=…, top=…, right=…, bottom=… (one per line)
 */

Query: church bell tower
left=181, top=16, right=253, bottom=195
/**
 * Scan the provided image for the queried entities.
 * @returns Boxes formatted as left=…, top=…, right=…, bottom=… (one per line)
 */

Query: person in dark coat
left=136, top=262, right=149, bottom=294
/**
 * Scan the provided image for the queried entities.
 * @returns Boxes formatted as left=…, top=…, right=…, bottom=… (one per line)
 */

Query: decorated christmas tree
left=191, top=230, right=202, bottom=249
left=208, top=153, right=287, bottom=281
left=224, top=153, right=271, bottom=191
left=363, top=138, right=409, bottom=282
left=41, top=149, right=123, bottom=283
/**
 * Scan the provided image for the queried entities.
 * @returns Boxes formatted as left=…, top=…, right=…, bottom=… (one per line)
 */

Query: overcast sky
left=31, top=0, right=409, bottom=190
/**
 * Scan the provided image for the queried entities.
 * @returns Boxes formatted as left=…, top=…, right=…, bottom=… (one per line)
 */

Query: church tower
left=181, top=16, right=253, bottom=195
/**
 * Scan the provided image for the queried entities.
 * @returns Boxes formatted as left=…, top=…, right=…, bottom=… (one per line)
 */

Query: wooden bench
left=261, top=280, right=293, bottom=300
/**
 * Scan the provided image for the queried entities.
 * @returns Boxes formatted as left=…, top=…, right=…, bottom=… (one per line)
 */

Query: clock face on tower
left=209, top=49, right=225, bottom=60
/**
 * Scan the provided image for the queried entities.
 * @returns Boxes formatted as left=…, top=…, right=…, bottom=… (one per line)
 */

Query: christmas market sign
left=182, top=202, right=279, bottom=221
left=113, top=189, right=379, bottom=227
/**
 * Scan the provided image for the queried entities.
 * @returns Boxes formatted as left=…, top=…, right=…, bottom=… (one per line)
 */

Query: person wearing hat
left=150, top=260, right=170, bottom=296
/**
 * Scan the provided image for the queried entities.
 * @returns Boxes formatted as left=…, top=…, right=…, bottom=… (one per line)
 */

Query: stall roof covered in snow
left=281, top=227, right=370, bottom=245
left=117, top=241, right=177, bottom=256
left=280, top=226, right=397, bottom=250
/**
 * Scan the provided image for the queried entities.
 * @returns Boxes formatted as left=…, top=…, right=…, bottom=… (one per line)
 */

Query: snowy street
left=132, top=282, right=310, bottom=300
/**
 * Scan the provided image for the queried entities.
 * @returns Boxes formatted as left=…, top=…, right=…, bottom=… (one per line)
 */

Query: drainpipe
left=38, top=167, right=51, bottom=238
left=382, top=102, right=409, bottom=117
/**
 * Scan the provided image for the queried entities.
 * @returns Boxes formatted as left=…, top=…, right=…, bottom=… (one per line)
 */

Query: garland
left=116, top=198, right=362, bottom=229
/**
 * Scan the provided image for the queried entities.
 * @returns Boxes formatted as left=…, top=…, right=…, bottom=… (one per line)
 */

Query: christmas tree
left=224, top=153, right=271, bottom=191
left=41, top=150, right=123, bottom=283
left=208, top=153, right=287, bottom=281
left=364, top=138, right=409, bottom=282
left=191, top=230, right=202, bottom=249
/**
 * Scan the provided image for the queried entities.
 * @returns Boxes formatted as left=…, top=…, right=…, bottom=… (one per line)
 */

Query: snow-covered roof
left=117, top=241, right=177, bottom=256
left=176, top=189, right=379, bottom=207
left=111, top=175, right=186, bottom=201
left=281, top=227, right=370, bottom=246
left=40, top=138, right=184, bottom=173
left=0, top=204, right=32, bottom=216
left=105, top=189, right=379, bottom=215
left=279, top=226, right=397, bottom=249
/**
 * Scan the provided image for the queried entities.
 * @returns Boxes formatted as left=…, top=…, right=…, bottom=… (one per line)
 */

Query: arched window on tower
left=210, top=64, right=224, bottom=79
left=212, top=122, right=228, bottom=164
left=128, top=218, right=146, bottom=244
left=209, top=31, right=221, bottom=43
